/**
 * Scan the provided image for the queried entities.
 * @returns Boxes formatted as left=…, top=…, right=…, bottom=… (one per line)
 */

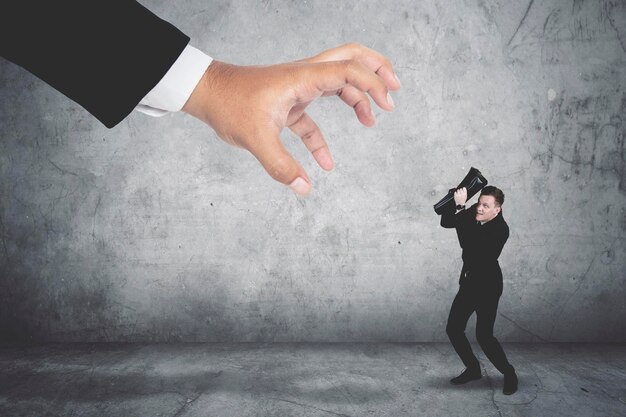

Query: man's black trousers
left=446, top=280, right=514, bottom=374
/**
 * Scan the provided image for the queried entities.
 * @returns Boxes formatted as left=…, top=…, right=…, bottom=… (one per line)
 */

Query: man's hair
left=480, top=186, right=504, bottom=207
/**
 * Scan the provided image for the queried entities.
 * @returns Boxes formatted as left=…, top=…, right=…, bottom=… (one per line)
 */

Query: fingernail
left=387, top=93, right=395, bottom=109
left=318, top=150, right=335, bottom=171
left=289, top=177, right=310, bottom=196
left=393, top=72, right=401, bottom=86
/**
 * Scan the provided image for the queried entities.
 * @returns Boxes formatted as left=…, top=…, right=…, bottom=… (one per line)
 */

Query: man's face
left=475, top=195, right=501, bottom=223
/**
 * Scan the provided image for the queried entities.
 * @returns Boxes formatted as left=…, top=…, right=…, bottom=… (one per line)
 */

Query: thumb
left=249, top=130, right=312, bottom=196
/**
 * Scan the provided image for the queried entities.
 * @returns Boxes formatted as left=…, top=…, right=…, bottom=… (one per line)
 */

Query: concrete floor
left=0, top=343, right=624, bottom=417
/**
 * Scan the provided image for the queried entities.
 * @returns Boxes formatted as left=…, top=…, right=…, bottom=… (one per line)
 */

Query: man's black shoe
left=450, top=368, right=482, bottom=385
left=503, top=370, right=518, bottom=395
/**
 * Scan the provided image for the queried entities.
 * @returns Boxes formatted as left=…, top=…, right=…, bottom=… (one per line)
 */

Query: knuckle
left=342, top=60, right=361, bottom=77
left=345, top=42, right=363, bottom=52
left=266, top=156, right=292, bottom=182
left=301, top=129, right=317, bottom=143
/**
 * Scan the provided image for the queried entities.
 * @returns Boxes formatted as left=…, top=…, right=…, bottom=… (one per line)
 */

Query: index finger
left=299, top=60, right=394, bottom=111
left=304, top=43, right=400, bottom=91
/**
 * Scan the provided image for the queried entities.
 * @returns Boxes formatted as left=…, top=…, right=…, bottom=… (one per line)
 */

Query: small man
left=440, top=185, right=518, bottom=395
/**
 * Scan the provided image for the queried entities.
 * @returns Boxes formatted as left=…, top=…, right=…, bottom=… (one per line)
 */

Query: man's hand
left=182, top=43, right=400, bottom=196
left=454, top=187, right=468, bottom=206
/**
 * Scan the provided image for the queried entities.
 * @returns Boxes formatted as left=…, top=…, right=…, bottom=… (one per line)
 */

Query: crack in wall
left=499, top=313, right=549, bottom=342
left=92, top=194, right=101, bottom=242
left=47, top=157, right=79, bottom=177
left=508, top=0, right=535, bottom=46
left=607, top=1, right=626, bottom=54
left=548, top=254, right=597, bottom=339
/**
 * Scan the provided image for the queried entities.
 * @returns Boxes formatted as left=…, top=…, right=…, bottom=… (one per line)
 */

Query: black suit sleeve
left=440, top=203, right=475, bottom=229
left=0, top=1, right=190, bottom=128
left=440, top=206, right=458, bottom=229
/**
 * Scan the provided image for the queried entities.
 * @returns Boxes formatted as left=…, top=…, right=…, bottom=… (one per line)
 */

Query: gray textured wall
left=1, top=0, right=625, bottom=343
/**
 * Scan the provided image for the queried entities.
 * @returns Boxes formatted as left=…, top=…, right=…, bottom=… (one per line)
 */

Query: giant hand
left=182, top=43, right=401, bottom=196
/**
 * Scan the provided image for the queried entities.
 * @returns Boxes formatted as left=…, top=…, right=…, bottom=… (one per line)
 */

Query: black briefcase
left=433, top=167, right=488, bottom=214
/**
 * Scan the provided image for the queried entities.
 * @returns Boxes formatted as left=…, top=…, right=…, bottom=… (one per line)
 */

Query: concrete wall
left=1, top=0, right=625, bottom=342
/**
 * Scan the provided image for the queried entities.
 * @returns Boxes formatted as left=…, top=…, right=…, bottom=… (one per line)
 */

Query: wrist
left=182, top=60, right=230, bottom=128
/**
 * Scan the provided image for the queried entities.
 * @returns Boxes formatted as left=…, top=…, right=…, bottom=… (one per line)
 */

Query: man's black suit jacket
left=440, top=203, right=509, bottom=286
left=0, top=1, right=189, bottom=127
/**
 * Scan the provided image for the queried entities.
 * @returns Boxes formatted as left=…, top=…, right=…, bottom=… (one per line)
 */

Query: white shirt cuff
left=136, top=45, right=213, bottom=117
